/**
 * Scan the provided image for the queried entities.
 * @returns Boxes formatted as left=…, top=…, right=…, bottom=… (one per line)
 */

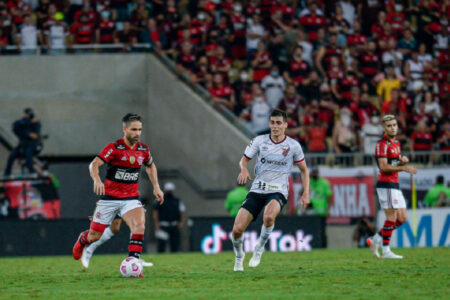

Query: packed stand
left=167, top=0, right=449, bottom=165
left=0, top=0, right=448, bottom=164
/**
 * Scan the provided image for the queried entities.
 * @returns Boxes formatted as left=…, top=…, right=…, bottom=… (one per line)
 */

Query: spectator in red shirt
left=210, top=46, right=232, bottom=81
left=411, top=120, right=433, bottom=164
left=209, top=73, right=235, bottom=111
left=437, top=119, right=450, bottom=163
left=7, top=0, right=31, bottom=26
left=283, top=46, right=311, bottom=87
left=229, top=4, right=246, bottom=59
left=176, top=41, right=197, bottom=76
left=71, top=13, right=95, bottom=45
left=278, top=83, right=302, bottom=120
left=251, top=41, right=272, bottom=82
left=299, top=1, right=327, bottom=42
left=73, top=0, right=97, bottom=26
left=140, top=18, right=166, bottom=52
left=347, top=20, right=368, bottom=52
left=331, top=68, right=359, bottom=106
left=329, top=4, right=350, bottom=46
left=316, top=33, right=343, bottom=79
left=359, top=40, right=380, bottom=84
left=96, top=10, right=115, bottom=44
left=370, top=10, right=386, bottom=40
left=386, top=2, right=406, bottom=34
left=191, top=56, right=212, bottom=89
left=114, top=21, right=137, bottom=51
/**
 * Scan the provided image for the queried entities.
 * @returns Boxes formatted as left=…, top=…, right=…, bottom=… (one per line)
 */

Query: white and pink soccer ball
left=119, top=257, right=143, bottom=278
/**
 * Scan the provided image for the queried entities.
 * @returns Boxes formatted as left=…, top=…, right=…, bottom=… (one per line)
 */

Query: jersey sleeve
left=144, top=147, right=154, bottom=166
left=243, top=136, right=261, bottom=159
left=97, top=143, right=115, bottom=163
left=375, top=140, right=387, bottom=158
left=293, top=142, right=305, bottom=163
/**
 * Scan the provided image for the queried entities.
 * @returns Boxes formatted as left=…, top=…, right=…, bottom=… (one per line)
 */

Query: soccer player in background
left=72, top=113, right=164, bottom=275
left=367, top=115, right=417, bottom=259
left=231, top=109, right=310, bottom=271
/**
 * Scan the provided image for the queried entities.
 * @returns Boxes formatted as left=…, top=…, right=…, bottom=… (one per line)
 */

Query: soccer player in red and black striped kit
left=72, top=113, right=164, bottom=275
left=367, top=115, right=417, bottom=259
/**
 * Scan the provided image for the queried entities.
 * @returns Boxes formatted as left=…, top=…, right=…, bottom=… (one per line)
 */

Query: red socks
left=128, top=234, right=144, bottom=258
left=380, top=220, right=395, bottom=246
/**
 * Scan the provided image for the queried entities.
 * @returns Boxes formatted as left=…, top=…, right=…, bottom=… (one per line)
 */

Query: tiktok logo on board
left=200, top=223, right=313, bottom=254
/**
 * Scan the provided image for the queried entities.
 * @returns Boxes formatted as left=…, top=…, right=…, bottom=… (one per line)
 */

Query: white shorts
left=376, top=188, right=406, bottom=209
left=92, top=200, right=143, bottom=225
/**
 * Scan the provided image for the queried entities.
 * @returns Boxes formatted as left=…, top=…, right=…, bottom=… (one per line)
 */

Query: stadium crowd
left=0, top=0, right=448, bottom=160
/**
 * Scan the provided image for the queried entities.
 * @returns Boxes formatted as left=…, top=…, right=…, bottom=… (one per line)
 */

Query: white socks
left=256, top=224, right=274, bottom=249
left=86, top=227, right=115, bottom=253
left=382, top=246, right=390, bottom=254
left=231, top=235, right=244, bottom=258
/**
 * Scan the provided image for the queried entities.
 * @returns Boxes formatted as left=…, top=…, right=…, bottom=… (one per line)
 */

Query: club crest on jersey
left=282, top=147, right=290, bottom=157
left=137, top=156, right=144, bottom=165
left=129, top=156, right=136, bottom=164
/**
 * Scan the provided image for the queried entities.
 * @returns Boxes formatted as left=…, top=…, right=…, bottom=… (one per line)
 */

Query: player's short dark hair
left=122, top=113, right=142, bottom=127
left=437, top=175, right=444, bottom=184
left=270, top=109, right=287, bottom=122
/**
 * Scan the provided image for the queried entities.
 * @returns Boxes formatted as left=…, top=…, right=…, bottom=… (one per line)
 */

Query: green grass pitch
left=1, top=248, right=449, bottom=300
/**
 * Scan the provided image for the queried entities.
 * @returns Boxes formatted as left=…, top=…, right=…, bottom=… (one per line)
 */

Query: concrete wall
left=0, top=54, right=250, bottom=216
left=146, top=55, right=249, bottom=190
left=0, top=55, right=149, bottom=156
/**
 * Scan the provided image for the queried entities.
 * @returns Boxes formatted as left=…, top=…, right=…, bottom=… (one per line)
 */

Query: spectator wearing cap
left=44, top=12, right=68, bottom=55
left=304, top=167, right=332, bottom=217
left=152, top=182, right=186, bottom=253
left=225, top=183, right=249, bottom=217
left=4, top=108, right=41, bottom=176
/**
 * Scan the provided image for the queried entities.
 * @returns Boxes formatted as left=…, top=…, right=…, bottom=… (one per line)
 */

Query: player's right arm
left=237, top=136, right=260, bottom=184
left=89, top=157, right=105, bottom=195
left=377, top=157, right=417, bottom=174
left=237, top=156, right=252, bottom=185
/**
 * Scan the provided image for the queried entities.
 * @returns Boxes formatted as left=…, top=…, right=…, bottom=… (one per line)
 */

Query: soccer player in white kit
left=231, top=109, right=310, bottom=271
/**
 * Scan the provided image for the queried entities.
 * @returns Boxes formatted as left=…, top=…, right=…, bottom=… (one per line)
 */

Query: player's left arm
left=145, top=163, right=164, bottom=205
left=296, top=160, right=310, bottom=211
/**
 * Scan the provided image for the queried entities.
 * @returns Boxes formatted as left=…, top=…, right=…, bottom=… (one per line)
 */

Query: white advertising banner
left=376, top=208, right=450, bottom=248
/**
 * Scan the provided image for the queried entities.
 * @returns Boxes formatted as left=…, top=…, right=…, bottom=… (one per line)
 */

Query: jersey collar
left=120, top=137, right=138, bottom=150
left=383, top=134, right=395, bottom=143
left=270, top=135, right=287, bottom=144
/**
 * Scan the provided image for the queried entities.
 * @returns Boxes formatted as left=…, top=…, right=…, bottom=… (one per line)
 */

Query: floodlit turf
left=0, top=248, right=449, bottom=300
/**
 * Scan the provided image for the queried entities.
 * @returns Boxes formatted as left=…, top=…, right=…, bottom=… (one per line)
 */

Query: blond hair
left=382, top=115, right=396, bottom=123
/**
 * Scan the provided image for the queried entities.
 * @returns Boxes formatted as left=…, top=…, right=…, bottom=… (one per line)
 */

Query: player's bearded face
left=383, top=120, right=398, bottom=138
left=124, top=121, right=142, bottom=144
left=269, top=116, right=287, bottom=136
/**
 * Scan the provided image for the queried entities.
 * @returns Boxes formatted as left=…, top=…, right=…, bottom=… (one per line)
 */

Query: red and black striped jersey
left=97, top=138, right=153, bottom=200
left=375, top=135, right=401, bottom=188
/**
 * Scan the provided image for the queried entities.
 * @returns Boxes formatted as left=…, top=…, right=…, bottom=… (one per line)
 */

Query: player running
left=367, top=115, right=417, bottom=259
left=72, top=113, right=164, bottom=274
left=231, top=109, right=310, bottom=271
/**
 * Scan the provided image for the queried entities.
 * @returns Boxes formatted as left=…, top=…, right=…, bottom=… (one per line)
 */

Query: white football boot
left=234, top=254, right=245, bottom=272
left=80, top=247, right=92, bottom=269
left=381, top=250, right=403, bottom=259
left=139, top=259, right=154, bottom=267
left=249, top=246, right=264, bottom=267
left=366, top=234, right=382, bottom=258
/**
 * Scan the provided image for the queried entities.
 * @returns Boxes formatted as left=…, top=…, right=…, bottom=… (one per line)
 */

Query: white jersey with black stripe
left=244, top=134, right=305, bottom=198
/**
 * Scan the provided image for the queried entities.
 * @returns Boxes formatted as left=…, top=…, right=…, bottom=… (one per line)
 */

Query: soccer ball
left=119, top=257, right=143, bottom=278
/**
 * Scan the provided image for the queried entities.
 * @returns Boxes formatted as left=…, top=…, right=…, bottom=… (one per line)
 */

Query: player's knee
left=263, top=215, right=275, bottom=226
left=398, top=215, right=407, bottom=223
left=110, top=220, right=121, bottom=234
left=132, top=223, right=146, bottom=234
left=232, top=225, right=244, bottom=237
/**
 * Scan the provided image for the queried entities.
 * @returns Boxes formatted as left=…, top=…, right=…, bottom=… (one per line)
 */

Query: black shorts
left=241, top=192, right=287, bottom=220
